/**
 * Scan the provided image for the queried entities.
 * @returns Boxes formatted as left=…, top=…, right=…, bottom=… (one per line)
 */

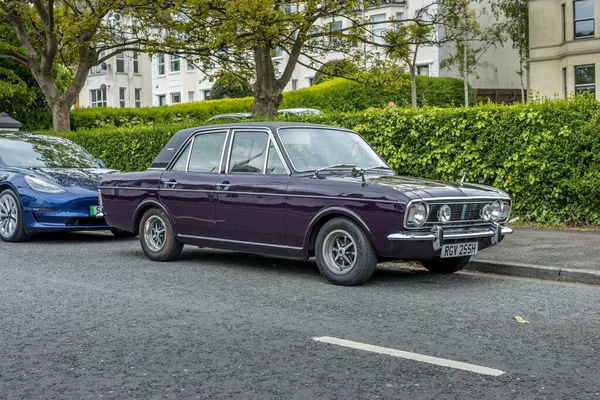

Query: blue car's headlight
left=24, top=176, right=66, bottom=194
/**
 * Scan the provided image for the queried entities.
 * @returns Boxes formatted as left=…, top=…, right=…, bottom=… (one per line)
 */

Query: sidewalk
left=468, top=227, right=600, bottom=285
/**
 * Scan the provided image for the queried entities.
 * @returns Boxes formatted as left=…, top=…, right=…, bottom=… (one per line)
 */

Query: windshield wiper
left=313, top=163, right=357, bottom=178
left=363, top=165, right=393, bottom=172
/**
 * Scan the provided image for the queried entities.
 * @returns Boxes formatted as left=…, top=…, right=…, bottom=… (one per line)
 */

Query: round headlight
left=490, top=200, right=503, bottom=222
left=481, top=204, right=492, bottom=221
left=438, top=204, right=451, bottom=224
left=408, top=202, right=428, bottom=227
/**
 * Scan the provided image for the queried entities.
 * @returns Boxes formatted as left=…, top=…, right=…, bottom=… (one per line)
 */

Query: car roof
left=149, top=122, right=351, bottom=169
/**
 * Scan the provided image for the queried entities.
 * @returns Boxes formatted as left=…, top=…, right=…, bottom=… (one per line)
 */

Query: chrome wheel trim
left=144, top=215, right=167, bottom=252
left=322, top=229, right=357, bottom=275
left=0, top=193, right=18, bottom=239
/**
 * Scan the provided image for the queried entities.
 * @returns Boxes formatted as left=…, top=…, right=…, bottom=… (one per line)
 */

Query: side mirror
left=96, top=159, right=106, bottom=168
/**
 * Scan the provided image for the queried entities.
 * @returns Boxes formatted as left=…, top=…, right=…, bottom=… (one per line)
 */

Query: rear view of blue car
left=0, top=132, right=133, bottom=242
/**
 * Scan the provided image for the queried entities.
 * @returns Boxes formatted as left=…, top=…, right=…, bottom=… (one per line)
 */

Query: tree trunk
left=463, top=38, right=469, bottom=107
left=410, top=68, right=418, bottom=108
left=519, top=62, right=526, bottom=102
left=251, top=48, right=283, bottom=118
left=51, top=97, right=71, bottom=132
left=251, top=83, right=283, bottom=118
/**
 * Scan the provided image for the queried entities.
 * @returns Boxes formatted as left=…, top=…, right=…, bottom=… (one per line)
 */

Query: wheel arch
left=303, top=207, right=373, bottom=258
left=132, top=200, right=173, bottom=234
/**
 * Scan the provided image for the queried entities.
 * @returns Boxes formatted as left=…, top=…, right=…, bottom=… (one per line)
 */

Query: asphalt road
left=1, top=232, right=599, bottom=399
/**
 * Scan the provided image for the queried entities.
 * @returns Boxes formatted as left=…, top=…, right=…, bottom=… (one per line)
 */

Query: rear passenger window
left=228, top=131, right=269, bottom=174
left=188, top=132, right=227, bottom=173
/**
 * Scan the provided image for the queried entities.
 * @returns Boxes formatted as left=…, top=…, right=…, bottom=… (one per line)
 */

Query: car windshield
left=0, top=134, right=99, bottom=168
left=278, top=128, right=388, bottom=171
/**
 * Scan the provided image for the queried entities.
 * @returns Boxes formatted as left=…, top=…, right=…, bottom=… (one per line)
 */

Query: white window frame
left=119, top=87, right=126, bottom=108
left=157, top=54, right=165, bottom=76
left=90, top=88, right=107, bottom=107
left=371, top=14, right=387, bottom=45
left=158, top=94, right=166, bottom=106
left=116, top=52, right=126, bottom=73
left=171, top=92, right=181, bottom=104
left=170, top=55, right=180, bottom=72
left=135, top=88, right=142, bottom=108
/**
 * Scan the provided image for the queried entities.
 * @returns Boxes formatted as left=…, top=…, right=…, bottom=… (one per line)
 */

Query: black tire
left=110, top=229, right=137, bottom=238
left=138, top=208, right=183, bottom=261
left=0, top=189, right=30, bottom=243
left=421, top=256, right=471, bottom=274
left=315, top=217, right=378, bottom=286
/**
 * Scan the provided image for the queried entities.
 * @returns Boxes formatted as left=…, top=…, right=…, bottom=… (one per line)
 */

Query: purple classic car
left=99, top=122, right=513, bottom=285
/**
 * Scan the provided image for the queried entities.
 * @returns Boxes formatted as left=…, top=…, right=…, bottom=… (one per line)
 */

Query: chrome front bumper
left=387, top=224, right=513, bottom=250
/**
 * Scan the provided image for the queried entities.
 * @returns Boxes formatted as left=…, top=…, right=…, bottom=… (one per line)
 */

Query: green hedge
left=64, top=75, right=468, bottom=131
left=282, top=76, right=470, bottom=111
left=49, top=96, right=600, bottom=225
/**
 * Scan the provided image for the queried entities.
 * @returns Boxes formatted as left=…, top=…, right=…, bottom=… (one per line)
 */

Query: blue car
left=0, top=132, right=134, bottom=242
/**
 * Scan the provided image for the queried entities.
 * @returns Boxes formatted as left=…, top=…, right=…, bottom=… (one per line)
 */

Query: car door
left=214, top=128, right=290, bottom=246
left=159, top=129, right=228, bottom=238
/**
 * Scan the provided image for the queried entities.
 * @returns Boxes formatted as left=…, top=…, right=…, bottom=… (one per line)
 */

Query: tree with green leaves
left=312, top=59, right=359, bottom=86
left=491, top=0, right=528, bottom=100
left=210, top=70, right=253, bottom=100
left=144, top=0, right=476, bottom=118
left=383, top=22, right=434, bottom=108
left=0, top=0, right=164, bottom=131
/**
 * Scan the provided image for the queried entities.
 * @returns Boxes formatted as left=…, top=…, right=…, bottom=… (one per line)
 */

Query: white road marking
left=312, top=336, right=505, bottom=377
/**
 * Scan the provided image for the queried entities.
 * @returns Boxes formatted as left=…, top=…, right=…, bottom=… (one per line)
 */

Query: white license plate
left=89, top=206, right=102, bottom=217
left=440, top=242, right=478, bottom=258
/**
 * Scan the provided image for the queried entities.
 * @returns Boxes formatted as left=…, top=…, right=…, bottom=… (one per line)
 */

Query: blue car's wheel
left=0, top=189, right=30, bottom=242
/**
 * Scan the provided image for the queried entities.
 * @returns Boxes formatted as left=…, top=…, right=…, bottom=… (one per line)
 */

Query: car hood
left=26, top=167, right=119, bottom=191
left=367, top=174, right=507, bottom=199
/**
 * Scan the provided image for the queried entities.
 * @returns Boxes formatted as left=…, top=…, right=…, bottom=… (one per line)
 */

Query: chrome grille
left=427, top=202, right=488, bottom=225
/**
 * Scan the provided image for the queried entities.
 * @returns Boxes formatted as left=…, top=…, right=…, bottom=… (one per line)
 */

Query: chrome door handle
left=216, top=181, right=231, bottom=191
left=163, top=179, right=177, bottom=188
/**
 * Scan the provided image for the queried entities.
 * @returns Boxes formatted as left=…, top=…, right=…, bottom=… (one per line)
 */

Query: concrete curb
left=466, top=260, right=600, bottom=286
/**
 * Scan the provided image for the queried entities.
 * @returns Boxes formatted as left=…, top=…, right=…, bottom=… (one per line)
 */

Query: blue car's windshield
left=278, top=127, right=388, bottom=172
left=0, top=134, right=99, bottom=168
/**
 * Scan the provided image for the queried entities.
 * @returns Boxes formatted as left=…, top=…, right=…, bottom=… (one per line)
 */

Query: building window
left=280, top=3, right=292, bottom=14
left=371, top=14, right=387, bottom=45
left=158, top=94, right=166, bottom=106
left=307, top=77, right=314, bottom=86
left=90, top=52, right=106, bottom=75
left=119, top=87, right=126, bottom=108
left=132, top=20, right=138, bottom=36
left=171, top=92, right=181, bottom=104
left=417, top=64, right=430, bottom=76
left=116, top=52, right=126, bottom=73
left=133, top=52, right=139, bottom=74
left=562, top=4, right=567, bottom=41
left=90, top=88, right=107, bottom=107
left=135, top=88, right=141, bottom=108
left=331, top=20, right=343, bottom=45
left=574, top=64, right=595, bottom=94
left=396, top=12, right=404, bottom=21
left=274, top=47, right=283, bottom=58
left=203, top=90, right=211, bottom=100
left=170, top=55, right=180, bottom=72
left=291, top=79, right=298, bottom=91
left=188, top=91, right=195, bottom=102
left=563, top=67, right=568, bottom=98
left=157, top=53, right=165, bottom=75
left=574, top=0, right=594, bottom=39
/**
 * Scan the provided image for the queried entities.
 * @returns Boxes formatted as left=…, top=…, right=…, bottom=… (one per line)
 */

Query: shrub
left=64, top=75, right=467, bottom=131
left=69, top=97, right=254, bottom=130
left=44, top=96, right=600, bottom=225
left=312, top=59, right=359, bottom=85
left=282, top=76, right=469, bottom=111
left=210, top=71, right=253, bottom=100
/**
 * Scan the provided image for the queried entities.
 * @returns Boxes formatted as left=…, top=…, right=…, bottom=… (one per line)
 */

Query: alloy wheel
left=0, top=193, right=18, bottom=239
left=144, top=215, right=167, bottom=252
left=322, top=229, right=357, bottom=275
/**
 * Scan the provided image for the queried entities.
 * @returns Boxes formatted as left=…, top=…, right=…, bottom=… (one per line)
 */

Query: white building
left=77, top=13, right=154, bottom=109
